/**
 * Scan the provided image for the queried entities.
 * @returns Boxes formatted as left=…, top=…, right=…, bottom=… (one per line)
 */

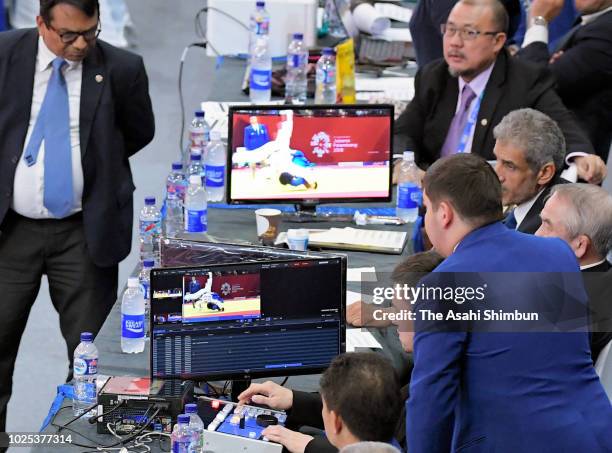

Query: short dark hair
left=391, top=251, right=444, bottom=287
left=423, top=154, right=503, bottom=228
left=40, top=0, right=99, bottom=23
left=460, top=0, right=509, bottom=33
left=319, top=353, right=401, bottom=443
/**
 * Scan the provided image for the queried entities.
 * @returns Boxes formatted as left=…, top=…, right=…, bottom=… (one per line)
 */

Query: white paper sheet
left=347, top=267, right=377, bottom=282
left=346, top=328, right=383, bottom=351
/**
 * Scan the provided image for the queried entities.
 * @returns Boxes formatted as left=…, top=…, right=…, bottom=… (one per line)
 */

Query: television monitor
left=227, top=104, right=394, bottom=217
left=149, top=257, right=346, bottom=382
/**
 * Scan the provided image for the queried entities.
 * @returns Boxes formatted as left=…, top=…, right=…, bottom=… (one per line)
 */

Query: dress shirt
left=512, top=189, right=544, bottom=229
left=580, top=259, right=608, bottom=271
left=456, top=63, right=495, bottom=154
left=12, top=37, right=84, bottom=219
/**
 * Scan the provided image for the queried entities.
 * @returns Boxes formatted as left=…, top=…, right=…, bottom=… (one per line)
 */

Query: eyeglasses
left=46, top=21, right=101, bottom=44
left=441, top=24, right=500, bottom=41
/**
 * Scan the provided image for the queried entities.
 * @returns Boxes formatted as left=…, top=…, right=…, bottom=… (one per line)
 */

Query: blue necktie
left=504, top=209, right=517, bottom=230
left=23, top=57, right=73, bottom=218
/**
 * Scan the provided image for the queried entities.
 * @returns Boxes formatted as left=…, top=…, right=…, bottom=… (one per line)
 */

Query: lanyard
left=456, top=92, right=483, bottom=154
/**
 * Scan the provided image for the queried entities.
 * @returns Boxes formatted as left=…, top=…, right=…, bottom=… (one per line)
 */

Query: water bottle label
left=74, top=357, right=98, bottom=376
left=255, top=20, right=269, bottom=36
left=140, top=220, right=161, bottom=238
left=186, top=209, right=208, bottom=233
left=397, top=183, right=422, bottom=209
left=122, top=313, right=145, bottom=339
left=317, top=68, right=335, bottom=85
left=205, top=165, right=225, bottom=188
left=141, top=282, right=150, bottom=300
left=290, top=54, right=306, bottom=68
left=168, top=183, right=186, bottom=201
left=172, top=440, right=191, bottom=453
left=250, top=68, right=271, bottom=91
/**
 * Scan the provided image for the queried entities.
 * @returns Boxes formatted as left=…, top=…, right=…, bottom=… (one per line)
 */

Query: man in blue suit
left=407, top=153, right=612, bottom=452
left=243, top=116, right=270, bottom=151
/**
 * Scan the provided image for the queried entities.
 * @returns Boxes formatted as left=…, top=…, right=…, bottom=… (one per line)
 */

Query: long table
left=39, top=204, right=412, bottom=451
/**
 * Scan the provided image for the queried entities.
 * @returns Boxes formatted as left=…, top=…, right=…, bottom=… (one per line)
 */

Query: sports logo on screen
left=310, top=132, right=331, bottom=158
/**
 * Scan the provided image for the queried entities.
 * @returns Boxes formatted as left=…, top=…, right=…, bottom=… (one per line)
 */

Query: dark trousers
left=0, top=210, right=118, bottom=432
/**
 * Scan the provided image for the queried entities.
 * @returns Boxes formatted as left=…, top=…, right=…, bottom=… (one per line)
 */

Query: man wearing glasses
left=394, top=0, right=606, bottom=184
left=0, top=0, right=154, bottom=431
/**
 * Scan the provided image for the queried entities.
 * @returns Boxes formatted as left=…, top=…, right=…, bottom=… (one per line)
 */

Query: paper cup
left=287, top=229, right=309, bottom=251
left=255, top=208, right=282, bottom=246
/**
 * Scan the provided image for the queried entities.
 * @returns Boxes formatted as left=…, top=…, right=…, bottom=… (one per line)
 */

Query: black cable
left=178, top=43, right=207, bottom=155
left=280, top=376, right=289, bottom=386
left=87, top=400, right=125, bottom=424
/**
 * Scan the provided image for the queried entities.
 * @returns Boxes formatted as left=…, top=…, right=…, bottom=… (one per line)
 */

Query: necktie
left=553, top=18, right=582, bottom=52
left=504, top=209, right=517, bottom=230
left=440, top=85, right=477, bottom=157
left=23, top=57, right=73, bottom=218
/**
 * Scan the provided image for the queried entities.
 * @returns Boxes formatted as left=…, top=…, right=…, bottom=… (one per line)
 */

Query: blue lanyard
left=456, top=93, right=483, bottom=154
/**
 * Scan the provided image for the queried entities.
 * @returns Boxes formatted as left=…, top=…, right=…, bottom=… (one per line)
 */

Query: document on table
left=354, top=76, right=414, bottom=101
left=347, top=267, right=377, bottom=282
left=374, top=3, right=413, bottom=23
left=309, top=227, right=408, bottom=254
left=346, top=328, right=383, bottom=352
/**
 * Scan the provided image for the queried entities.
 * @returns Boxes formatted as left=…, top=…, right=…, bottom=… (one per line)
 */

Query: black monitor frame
left=226, top=104, right=394, bottom=212
left=149, top=257, right=346, bottom=382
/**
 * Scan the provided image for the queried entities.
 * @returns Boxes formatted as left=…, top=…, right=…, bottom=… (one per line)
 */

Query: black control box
left=96, top=377, right=194, bottom=435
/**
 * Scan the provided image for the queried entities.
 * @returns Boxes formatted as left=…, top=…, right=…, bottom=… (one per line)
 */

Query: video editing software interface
left=150, top=259, right=344, bottom=380
left=228, top=105, right=393, bottom=203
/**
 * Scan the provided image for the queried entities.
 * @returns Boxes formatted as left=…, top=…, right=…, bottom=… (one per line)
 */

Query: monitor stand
left=282, top=204, right=353, bottom=224
left=231, top=379, right=251, bottom=402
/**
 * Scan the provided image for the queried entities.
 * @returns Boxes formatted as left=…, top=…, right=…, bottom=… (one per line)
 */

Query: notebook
left=308, top=227, right=408, bottom=254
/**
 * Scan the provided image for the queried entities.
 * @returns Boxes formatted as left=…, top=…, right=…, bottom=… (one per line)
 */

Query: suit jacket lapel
left=472, top=51, right=508, bottom=157
left=6, top=30, right=38, bottom=154
left=80, top=45, right=105, bottom=158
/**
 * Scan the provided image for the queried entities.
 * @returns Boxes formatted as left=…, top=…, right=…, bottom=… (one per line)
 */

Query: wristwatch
left=531, top=15, right=548, bottom=27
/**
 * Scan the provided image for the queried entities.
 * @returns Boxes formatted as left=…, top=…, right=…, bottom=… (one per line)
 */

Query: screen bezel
left=226, top=104, right=394, bottom=206
left=149, top=257, right=347, bottom=381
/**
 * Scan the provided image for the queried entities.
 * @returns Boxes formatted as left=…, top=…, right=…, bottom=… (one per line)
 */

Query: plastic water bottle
left=185, top=175, right=208, bottom=233
left=325, top=0, right=350, bottom=38
left=249, top=1, right=270, bottom=52
left=121, top=277, right=145, bottom=353
left=171, top=415, right=192, bottom=453
left=185, top=403, right=204, bottom=453
left=396, top=151, right=423, bottom=223
left=139, top=260, right=154, bottom=340
left=73, top=332, right=98, bottom=416
left=184, top=111, right=209, bottom=166
left=315, top=48, right=336, bottom=104
left=250, top=35, right=272, bottom=103
left=165, top=162, right=187, bottom=238
left=187, top=151, right=204, bottom=184
left=204, top=131, right=226, bottom=202
left=139, top=196, right=161, bottom=264
left=285, top=33, right=309, bottom=104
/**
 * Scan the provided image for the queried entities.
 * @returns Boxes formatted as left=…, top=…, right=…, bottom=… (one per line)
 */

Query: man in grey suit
left=0, top=0, right=154, bottom=430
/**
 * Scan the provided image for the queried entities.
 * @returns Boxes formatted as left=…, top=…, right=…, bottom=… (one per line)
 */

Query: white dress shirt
left=580, top=259, right=608, bottom=271
left=456, top=62, right=495, bottom=154
left=12, top=37, right=84, bottom=219
left=512, top=189, right=544, bottom=229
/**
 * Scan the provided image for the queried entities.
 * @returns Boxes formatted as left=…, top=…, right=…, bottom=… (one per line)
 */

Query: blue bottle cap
left=144, top=196, right=156, bottom=205
left=191, top=153, right=201, bottom=161
left=195, top=111, right=205, bottom=118
left=178, top=414, right=190, bottom=424
left=322, top=48, right=335, bottom=56
left=185, top=403, right=197, bottom=413
left=256, top=1, right=265, bottom=7
left=80, top=332, right=93, bottom=342
left=293, top=33, right=303, bottom=40
left=172, top=162, right=183, bottom=170
left=143, top=260, right=155, bottom=268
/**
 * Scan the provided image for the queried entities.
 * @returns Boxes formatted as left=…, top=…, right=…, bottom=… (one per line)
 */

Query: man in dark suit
left=395, top=0, right=606, bottom=183
left=519, top=0, right=612, bottom=161
left=407, top=153, right=612, bottom=452
left=0, top=0, right=154, bottom=431
left=536, top=183, right=612, bottom=361
left=492, top=108, right=567, bottom=233
left=238, top=353, right=402, bottom=453
left=243, top=115, right=270, bottom=151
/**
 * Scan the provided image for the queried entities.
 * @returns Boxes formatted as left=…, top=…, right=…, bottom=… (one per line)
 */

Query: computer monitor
left=227, top=104, right=394, bottom=218
left=149, top=257, right=345, bottom=382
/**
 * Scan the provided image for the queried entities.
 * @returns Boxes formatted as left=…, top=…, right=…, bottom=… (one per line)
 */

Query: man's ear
left=331, top=410, right=343, bottom=435
left=570, top=234, right=591, bottom=260
left=439, top=200, right=454, bottom=229
left=536, top=163, right=556, bottom=187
